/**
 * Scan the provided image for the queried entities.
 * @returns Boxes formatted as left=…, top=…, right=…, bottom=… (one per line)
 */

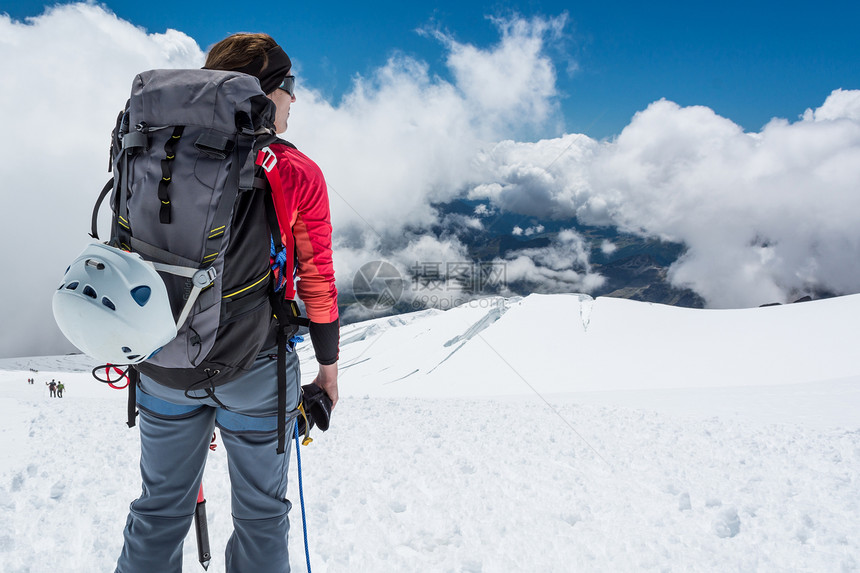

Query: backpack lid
left=128, top=69, right=276, bottom=134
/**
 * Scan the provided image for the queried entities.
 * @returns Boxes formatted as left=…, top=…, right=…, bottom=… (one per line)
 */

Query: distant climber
left=57, top=382, right=65, bottom=398
left=46, top=380, right=57, bottom=398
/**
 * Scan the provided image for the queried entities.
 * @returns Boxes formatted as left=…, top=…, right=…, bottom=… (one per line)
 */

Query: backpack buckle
left=193, top=267, right=217, bottom=289
left=259, top=146, right=277, bottom=173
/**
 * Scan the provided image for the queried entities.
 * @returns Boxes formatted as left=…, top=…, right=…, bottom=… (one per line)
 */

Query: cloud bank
left=472, top=94, right=860, bottom=308
left=0, top=4, right=204, bottom=358
left=1, top=3, right=859, bottom=357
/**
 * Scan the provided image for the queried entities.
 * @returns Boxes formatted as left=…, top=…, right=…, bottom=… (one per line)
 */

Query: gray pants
left=115, top=348, right=301, bottom=573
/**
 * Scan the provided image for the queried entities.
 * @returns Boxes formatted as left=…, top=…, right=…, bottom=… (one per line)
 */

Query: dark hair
left=204, top=33, right=278, bottom=71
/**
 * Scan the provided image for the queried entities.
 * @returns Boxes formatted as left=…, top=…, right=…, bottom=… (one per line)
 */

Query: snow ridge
left=443, top=302, right=508, bottom=348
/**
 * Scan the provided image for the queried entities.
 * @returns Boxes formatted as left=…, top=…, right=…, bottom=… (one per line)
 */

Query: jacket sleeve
left=274, top=145, right=339, bottom=364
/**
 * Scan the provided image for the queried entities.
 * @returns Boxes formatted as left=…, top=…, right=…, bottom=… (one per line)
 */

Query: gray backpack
left=91, top=69, right=307, bottom=446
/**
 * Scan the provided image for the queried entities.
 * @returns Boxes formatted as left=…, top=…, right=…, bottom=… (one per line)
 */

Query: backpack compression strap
left=157, top=126, right=185, bottom=224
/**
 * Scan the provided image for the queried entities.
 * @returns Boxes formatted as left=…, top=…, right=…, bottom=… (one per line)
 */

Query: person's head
left=204, top=33, right=295, bottom=134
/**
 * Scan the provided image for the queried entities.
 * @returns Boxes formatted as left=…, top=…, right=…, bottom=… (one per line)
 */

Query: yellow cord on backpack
left=297, top=403, right=313, bottom=446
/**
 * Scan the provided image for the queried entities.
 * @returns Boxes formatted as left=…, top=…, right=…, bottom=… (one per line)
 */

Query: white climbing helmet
left=52, top=242, right=177, bottom=364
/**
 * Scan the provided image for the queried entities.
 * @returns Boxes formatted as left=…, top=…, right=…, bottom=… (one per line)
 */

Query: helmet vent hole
left=122, top=346, right=132, bottom=353
left=102, top=297, right=116, bottom=311
left=83, top=285, right=97, bottom=299
left=65, top=282, right=79, bottom=291
left=130, top=286, right=152, bottom=307
left=58, top=284, right=65, bottom=290
left=127, top=355, right=141, bottom=361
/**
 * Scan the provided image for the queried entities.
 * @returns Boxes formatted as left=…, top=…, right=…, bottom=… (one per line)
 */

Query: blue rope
left=294, top=422, right=312, bottom=573
left=286, top=335, right=305, bottom=353
left=270, top=237, right=288, bottom=292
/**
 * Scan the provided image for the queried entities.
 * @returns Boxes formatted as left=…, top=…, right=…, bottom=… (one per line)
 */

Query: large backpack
left=91, top=68, right=307, bottom=450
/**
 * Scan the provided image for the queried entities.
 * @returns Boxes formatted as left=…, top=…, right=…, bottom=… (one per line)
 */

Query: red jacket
left=258, top=142, right=339, bottom=364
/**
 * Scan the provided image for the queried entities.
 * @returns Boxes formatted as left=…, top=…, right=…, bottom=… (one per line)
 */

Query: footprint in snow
left=50, top=481, right=65, bottom=501
left=10, top=473, right=25, bottom=492
left=712, top=507, right=741, bottom=538
left=459, top=461, right=477, bottom=475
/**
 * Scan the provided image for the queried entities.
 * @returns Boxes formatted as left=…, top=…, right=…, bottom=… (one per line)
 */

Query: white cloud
left=473, top=203, right=495, bottom=217
left=802, top=89, right=860, bottom=122
left=496, top=228, right=605, bottom=294
left=474, top=92, right=860, bottom=307
left=601, top=240, right=617, bottom=255
left=0, top=4, right=203, bottom=358
left=430, top=14, right=563, bottom=134
left=469, top=133, right=599, bottom=219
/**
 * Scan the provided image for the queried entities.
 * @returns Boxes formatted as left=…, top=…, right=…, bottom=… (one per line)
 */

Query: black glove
left=296, top=383, right=333, bottom=436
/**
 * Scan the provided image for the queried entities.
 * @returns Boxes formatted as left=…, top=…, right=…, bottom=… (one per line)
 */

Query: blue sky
left=5, top=0, right=859, bottom=139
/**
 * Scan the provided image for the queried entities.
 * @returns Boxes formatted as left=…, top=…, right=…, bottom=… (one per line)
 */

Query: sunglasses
left=277, top=75, right=296, bottom=96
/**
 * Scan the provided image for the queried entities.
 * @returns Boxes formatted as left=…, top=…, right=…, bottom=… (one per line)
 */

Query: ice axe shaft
left=194, top=483, right=211, bottom=571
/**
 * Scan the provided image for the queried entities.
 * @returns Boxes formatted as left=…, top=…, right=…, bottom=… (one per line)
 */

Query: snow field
left=1, top=293, right=859, bottom=571
left=297, top=396, right=859, bottom=572
left=1, top=374, right=858, bottom=571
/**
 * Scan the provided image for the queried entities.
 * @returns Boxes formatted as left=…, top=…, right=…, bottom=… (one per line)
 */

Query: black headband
left=232, top=45, right=292, bottom=94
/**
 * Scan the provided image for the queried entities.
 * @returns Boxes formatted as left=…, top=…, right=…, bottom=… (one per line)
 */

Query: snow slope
left=1, top=294, right=858, bottom=572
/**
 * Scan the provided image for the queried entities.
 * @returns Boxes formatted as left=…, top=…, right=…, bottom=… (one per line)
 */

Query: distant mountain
left=428, top=198, right=705, bottom=307
left=336, top=198, right=706, bottom=324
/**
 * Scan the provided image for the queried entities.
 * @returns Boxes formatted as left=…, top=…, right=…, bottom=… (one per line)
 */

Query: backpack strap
left=90, top=108, right=128, bottom=242
left=89, top=178, right=115, bottom=240
left=275, top=325, right=290, bottom=454
left=115, top=129, right=148, bottom=250
left=255, top=153, right=310, bottom=454
left=127, top=367, right=140, bottom=428
left=272, top=297, right=309, bottom=454
left=201, top=129, right=256, bottom=266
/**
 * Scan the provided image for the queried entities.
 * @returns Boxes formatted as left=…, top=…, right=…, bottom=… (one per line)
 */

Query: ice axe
left=194, top=483, right=211, bottom=570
